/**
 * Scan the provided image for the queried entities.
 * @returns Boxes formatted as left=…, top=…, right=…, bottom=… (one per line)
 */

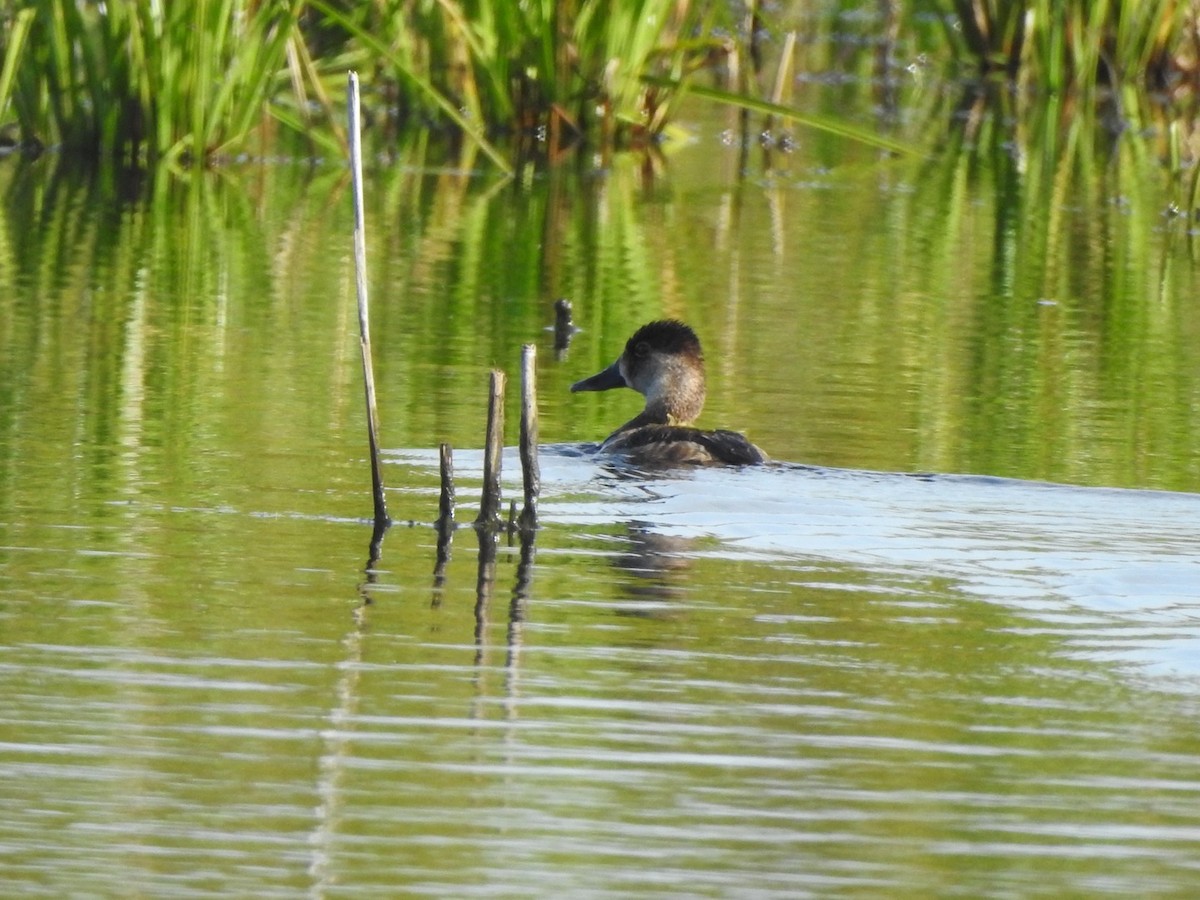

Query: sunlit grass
left=309, top=0, right=730, bottom=163
left=0, top=0, right=729, bottom=167
left=0, top=1, right=332, bottom=164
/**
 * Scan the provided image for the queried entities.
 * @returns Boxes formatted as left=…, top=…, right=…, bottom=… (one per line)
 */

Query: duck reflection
left=611, top=520, right=698, bottom=605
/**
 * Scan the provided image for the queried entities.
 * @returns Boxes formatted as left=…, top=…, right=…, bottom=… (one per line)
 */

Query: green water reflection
left=2, top=90, right=1200, bottom=896
left=5, top=96, right=1199, bottom=494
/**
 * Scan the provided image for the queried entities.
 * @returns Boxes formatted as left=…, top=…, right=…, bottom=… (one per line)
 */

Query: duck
left=570, top=319, right=767, bottom=466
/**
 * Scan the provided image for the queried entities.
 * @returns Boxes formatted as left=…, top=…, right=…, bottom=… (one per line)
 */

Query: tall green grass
left=0, top=0, right=726, bottom=167
left=309, top=0, right=727, bottom=161
left=2, top=1, right=1199, bottom=168
left=0, top=1, right=331, bottom=164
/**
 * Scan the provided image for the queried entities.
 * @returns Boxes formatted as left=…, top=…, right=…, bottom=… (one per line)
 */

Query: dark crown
left=624, top=319, right=702, bottom=360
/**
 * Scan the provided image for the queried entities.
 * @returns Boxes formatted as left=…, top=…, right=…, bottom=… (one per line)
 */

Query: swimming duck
left=571, top=319, right=767, bottom=466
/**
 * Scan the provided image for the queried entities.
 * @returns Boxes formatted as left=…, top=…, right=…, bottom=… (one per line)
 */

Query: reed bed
left=929, top=0, right=1200, bottom=93
left=0, top=0, right=726, bottom=166
left=0, top=1, right=331, bottom=164
left=310, top=0, right=728, bottom=160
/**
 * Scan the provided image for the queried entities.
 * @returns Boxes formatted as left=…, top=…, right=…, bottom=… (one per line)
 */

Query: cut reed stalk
left=434, top=443, right=455, bottom=583
left=476, top=370, right=506, bottom=530
left=518, top=344, right=540, bottom=532
left=438, top=442, right=456, bottom=529
left=348, top=71, right=389, bottom=533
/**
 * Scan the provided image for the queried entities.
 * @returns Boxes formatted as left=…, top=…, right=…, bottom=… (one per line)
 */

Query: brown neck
left=603, top=352, right=708, bottom=442
left=608, top=386, right=705, bottom=440
left=611, top=406, right=667, bottom=438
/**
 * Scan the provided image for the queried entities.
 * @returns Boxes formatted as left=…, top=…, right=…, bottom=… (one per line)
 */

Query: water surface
left=2, top=84, right=1200, bottom=896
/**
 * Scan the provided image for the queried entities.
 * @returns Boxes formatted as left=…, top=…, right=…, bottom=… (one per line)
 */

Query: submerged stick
left=348, top=71, right=389, bottom=531
left=518, top=343, right=540, bottom=531
left=475, top=370, right=505, bottom=529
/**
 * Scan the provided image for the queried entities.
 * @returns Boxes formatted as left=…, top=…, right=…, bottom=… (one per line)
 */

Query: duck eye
left=635, top=341, right=650, bottom=357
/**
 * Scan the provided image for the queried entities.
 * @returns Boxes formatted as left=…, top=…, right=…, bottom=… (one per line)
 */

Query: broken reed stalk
left=475, top=370, right=506, bottom=529
left=434, top=442, right=455, bottom=581
left=348, top=71, right=389, bottom=531
left=438, top=442, right=456, bottom=527
left=518, top=343, right=540, bottom=530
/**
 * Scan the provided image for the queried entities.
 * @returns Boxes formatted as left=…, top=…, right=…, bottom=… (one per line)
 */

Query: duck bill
left=571, top=359, right=626, bottom=393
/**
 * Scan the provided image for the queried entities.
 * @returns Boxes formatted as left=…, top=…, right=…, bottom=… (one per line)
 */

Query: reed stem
left=518, top=343, right=540, bottom=531
left=438, top=442, right=456, bottom=527
left=476, top=370, right=506, bottom=529
left=434, top=443, right=455, bottom=584
left=348, top=71, right=390, bottom=532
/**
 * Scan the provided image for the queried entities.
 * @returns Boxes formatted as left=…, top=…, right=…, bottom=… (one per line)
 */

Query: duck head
left=571, top=319, right=707, bottom=428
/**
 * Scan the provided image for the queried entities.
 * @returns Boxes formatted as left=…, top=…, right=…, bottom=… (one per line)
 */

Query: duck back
left=604, top=424, right=768, bottom=467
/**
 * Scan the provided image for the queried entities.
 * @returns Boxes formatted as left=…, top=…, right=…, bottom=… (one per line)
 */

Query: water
left=5, top=453, right=1199, bottom=896
left=3, top=85, right=1200, bottom=895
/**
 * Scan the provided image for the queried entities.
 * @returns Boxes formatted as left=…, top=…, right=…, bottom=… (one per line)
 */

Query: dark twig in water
left=518, top=343, right=540, bottom=531
left=348, top=71, right=390, bottom=533
left=475, top=369, right=506, bottom=529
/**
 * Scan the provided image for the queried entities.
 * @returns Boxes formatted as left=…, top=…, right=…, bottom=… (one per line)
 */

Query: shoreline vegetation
left=1, top=1, right=1199, bottom=173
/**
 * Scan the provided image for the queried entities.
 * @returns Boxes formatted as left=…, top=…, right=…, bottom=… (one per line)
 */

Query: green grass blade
left=0, top=8, right=36, bottom=124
